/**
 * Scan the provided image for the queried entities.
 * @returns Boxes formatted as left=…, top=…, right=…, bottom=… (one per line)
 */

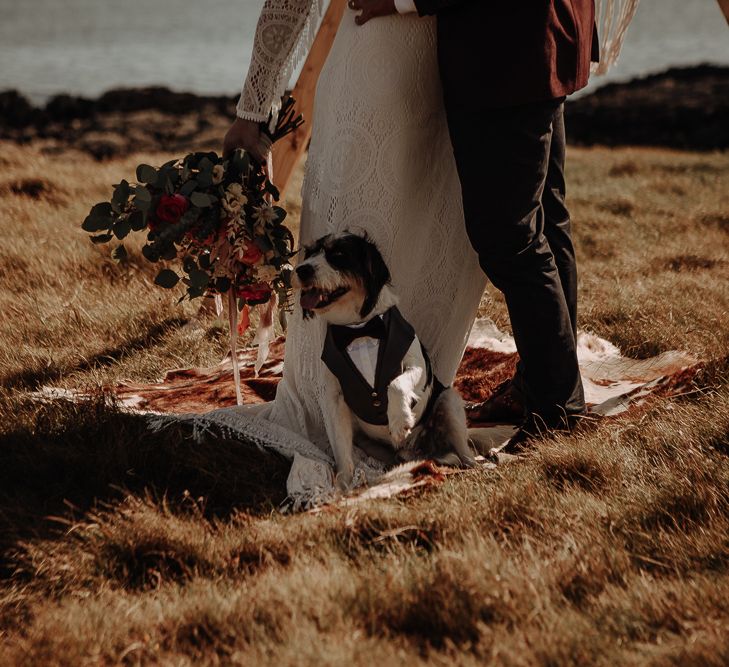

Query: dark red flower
left=236, top=282, right=272, bottom=304
left=153, top=194, right=190, bottom=226
left=238, top=242, right=263, bottom=266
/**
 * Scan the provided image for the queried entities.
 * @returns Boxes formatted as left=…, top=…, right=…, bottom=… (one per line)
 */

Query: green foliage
left=190, top=192, right=212, bottom=208
left=111, top=180, right=130, bottom=213
left=129, top=210, right=147, bottom=231
left=112, top=219, right=131, bottom=240
left=82, top=202, right=114, bottom=232
left=136, top=164, right=158, bottom=184
left=111, top=245, right=127, bottom=262
left=154, top=269, right=179, bottom=289
left=81, top=99, right=302, bottom=307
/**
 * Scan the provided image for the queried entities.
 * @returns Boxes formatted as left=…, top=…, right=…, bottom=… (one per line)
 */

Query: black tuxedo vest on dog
left=321, top=306, right=436, bottom=426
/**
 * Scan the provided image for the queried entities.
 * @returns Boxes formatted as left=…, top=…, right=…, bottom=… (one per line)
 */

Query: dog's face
left=292, top=232, right=391, bottom=324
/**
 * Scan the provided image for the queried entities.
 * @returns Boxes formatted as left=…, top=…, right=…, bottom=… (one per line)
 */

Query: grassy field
left=0, top=140, right=728, bottom=665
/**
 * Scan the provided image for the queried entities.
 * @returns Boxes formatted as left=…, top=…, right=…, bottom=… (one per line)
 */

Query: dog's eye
left=327, top=250, right=346, bottom=265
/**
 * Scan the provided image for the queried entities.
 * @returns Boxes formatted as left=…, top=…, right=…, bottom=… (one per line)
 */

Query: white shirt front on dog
left=343, top=318, right=382, bottom=387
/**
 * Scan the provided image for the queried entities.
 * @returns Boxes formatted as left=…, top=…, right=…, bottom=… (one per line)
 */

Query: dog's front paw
left=334, top=460, right=355, bottom=492
left=389, top=410, right=416, bottom=447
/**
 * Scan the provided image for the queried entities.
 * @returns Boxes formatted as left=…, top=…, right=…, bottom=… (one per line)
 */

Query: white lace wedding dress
left=154, top=0, right=638, bottom=502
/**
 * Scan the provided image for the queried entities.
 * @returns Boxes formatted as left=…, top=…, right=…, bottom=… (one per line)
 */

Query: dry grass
left=0, top=140, right=728, bottom=665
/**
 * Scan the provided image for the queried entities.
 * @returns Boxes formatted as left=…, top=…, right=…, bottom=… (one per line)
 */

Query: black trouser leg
left=542, top=104, right=578, bottom=339
left=514, top=103, right=578, bottom=397
left=447, top=99, right=585, bottom=424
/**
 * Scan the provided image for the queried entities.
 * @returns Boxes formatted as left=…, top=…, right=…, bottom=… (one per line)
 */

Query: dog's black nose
left=296, top=264, right=315, bottom=281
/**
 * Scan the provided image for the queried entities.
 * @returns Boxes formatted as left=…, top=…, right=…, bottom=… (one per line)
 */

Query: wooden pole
left=271, top=0, right=346, bottom=197
left=717, top=0, right=729, bottom=23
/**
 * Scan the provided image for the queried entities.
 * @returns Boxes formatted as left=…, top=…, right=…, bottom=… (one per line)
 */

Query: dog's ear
left=359, top=237, right=391, bottom=318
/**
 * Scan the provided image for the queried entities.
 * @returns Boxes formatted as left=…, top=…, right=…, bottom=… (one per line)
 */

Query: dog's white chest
left=345, top=337, right=379, bottom=387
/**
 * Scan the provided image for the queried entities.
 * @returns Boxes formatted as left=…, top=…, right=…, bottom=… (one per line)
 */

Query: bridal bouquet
left=82, top=98, right=303, bottom=402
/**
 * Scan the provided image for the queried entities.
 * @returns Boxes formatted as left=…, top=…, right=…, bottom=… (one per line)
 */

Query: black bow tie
left=331, top=316, right=388, bottom=350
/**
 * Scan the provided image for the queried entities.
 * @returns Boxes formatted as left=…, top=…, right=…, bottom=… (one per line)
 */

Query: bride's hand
left=223, top=117, right=272, bottom=166
left=349, top=0, right=397, bottom=26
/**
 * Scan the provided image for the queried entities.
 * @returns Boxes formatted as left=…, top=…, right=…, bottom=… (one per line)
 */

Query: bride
left=215, top=0, right=486, bottom=484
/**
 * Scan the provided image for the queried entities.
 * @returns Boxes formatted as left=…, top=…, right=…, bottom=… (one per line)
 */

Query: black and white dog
left=293, top=232, right=475, bottom=488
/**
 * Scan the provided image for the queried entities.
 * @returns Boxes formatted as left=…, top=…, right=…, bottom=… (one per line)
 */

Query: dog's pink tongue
left=300, top=289, right=321, bottom=310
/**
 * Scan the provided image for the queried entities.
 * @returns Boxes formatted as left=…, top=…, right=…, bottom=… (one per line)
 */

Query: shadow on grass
left=0, top=317, right=189, bottom=390
left=0, top=391, right=290, bottom=577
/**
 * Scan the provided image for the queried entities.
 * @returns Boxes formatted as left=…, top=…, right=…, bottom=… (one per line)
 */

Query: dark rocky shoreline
left=1, top=65, right=727, bottom=159
left=566, top=65, right=729, bottom=150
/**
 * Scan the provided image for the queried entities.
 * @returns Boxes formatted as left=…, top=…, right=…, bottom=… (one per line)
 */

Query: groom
left=353, top=0, right=599, bottom=450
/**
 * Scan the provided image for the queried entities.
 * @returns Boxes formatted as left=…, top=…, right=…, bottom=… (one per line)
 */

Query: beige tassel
left=592, top=0, right=641, bottom=75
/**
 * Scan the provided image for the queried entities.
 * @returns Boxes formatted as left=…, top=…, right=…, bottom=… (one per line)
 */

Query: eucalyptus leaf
left=189, top=268, right=210, bottom=289
left=134, top=186, right=152, bottom=202
left=190, top=192, right=212, bottom=208
left=111, top=180, right=130, bottom=213
left=179, top=179, right=198, bottom=196
left=112, top=219, right=131, bottom=239
left=111, top=244, right=127, bottom=262
left=161, top=245, right=178, bottom=261
left=82, top=215, right=109, bottom=233
left=82, top=202, right=113, bottom=232
left=142, top=244, right=160, bottom=262
left=129, top=210, right=146, bottom=232
left=90, top=202, right=113, bottom=218
left=133, top=196, right=151, bottom=213
left=136, top=164, right=158, bottom=184
left=154, top=269, right=179, bottom=289
left=90, top=233, right=113, bottom=244
left=196, top=170, right=213, bottom=188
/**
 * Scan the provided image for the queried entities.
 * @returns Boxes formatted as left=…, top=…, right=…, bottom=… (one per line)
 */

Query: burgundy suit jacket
left=413, top=0, right=600, bottom=110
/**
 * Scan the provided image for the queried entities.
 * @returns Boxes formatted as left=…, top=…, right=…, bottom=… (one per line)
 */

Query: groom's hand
left=349, top=0, right=397, bottom=25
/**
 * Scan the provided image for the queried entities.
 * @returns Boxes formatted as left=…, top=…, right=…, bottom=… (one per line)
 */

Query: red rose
left=236, top=282, right=272, bottom=304
left=238, top=242, right=263, bottom=266
left=154, top=194, right=190, bottom=226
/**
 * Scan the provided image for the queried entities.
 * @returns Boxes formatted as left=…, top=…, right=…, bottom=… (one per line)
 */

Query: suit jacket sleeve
left=413, top=0, right=473, bottom=16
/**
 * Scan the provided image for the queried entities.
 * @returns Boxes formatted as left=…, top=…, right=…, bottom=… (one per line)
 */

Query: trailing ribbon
left=226, top=145, right=277, bottom=404
left=254, top=291, right=278, bottom=377
left=228, top=290, right=243, bottom=406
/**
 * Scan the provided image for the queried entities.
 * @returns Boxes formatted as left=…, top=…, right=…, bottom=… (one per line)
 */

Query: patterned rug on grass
left=39, top=318, right=700, bottom=509
left=107, top=317, right=698, bottom=421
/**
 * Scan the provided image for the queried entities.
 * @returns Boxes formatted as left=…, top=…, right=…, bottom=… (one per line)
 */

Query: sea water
left=0, top=0, right=727, bottom=104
